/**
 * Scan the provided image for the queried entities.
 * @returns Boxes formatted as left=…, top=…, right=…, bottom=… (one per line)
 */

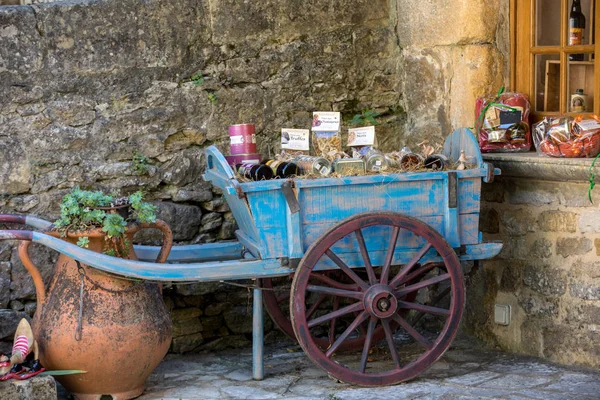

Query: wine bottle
left=263, top=160, right=299, bottom=178
left=569, top=0, right=585, bottom=61
left=237, top=163, right=274, bottom=181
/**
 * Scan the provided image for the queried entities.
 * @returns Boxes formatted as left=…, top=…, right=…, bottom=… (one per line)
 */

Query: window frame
left=511, top=0, right=600, bottom=120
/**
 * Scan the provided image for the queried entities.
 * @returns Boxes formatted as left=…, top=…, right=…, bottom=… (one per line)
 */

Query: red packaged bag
left=533, top=115, right=600, bottom=158
left=475, top=89, right=531, bottom=152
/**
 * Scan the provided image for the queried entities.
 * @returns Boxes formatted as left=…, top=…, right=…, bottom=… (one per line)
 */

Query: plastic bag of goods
left=475, top=91, right=531, bottom=152
left=533, top=115, right=600, bottom=158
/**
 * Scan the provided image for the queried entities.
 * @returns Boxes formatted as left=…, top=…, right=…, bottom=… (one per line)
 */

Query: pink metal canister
left=229, top=124, right=257, bottom=155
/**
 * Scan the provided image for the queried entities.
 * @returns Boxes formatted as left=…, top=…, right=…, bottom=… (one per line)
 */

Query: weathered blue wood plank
left=134, top=241, right=244, bottom=262
left=31, top=232, right=292, bottom=282
left=442, top=127, right=483, bottom=166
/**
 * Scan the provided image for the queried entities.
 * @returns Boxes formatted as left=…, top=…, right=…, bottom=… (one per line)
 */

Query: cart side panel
left=245, top=189, right=289, bottom=259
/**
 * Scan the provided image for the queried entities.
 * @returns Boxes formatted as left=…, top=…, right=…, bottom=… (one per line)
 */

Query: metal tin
left=399, top=153, right=424, bottom=171
left=424, top=154, right=449, bottom=170
left=332, top=158, right=365, bottom=175
left=229, top=124, right=257, bottom=155
left=292, top=155, right=331, bottom=176
left=364, top=148, right=389, bottom=172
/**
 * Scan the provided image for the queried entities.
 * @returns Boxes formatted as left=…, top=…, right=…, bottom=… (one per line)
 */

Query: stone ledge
left=483, top=152, right=600, bottom=183
left=0, top=375, right=57, bottom=400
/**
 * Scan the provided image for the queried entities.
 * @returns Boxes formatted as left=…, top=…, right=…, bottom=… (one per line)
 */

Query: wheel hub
left=363, top=284, right=398, bottom=318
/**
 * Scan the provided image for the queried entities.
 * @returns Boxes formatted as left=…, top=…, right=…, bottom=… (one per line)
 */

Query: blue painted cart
left=0, top=128, right=501, bottom=387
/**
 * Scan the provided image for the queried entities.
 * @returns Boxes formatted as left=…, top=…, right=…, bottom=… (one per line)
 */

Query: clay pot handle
left=137, top=219, right=173, bottom=263
left=18, top=241, right=46, bottom=306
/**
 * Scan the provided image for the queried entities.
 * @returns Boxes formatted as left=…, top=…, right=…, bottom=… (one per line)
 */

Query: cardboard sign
left=281, top=128, right=310, bottom=151
left=312, top=112, right=340, bottom=131
left=347, top=126, right=375, bottom=147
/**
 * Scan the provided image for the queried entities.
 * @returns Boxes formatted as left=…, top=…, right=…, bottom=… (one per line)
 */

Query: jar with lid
left=364, top=148, right=389, bottom=172
left=292, top=155, right=332, bottom=176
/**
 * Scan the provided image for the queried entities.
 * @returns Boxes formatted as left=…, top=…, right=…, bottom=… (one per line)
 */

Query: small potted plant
left=52, top=187, right=158, bottom=257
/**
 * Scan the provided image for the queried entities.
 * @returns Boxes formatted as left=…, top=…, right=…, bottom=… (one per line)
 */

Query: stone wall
left=0, top=0, right=509, bottom=354
left=468, top=175, right=600, bottom=368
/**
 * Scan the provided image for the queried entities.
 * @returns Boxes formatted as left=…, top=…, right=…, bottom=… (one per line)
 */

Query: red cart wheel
left=290, top=212, right=464, bottom=386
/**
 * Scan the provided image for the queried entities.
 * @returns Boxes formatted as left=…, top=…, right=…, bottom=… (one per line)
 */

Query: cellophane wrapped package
left=533, top=115, right=600, bottom=158
left=475, top=91, right=531, bottom=152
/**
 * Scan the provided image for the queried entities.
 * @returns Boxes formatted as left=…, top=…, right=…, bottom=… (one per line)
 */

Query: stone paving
left=117, top=334, right=600, bottom=400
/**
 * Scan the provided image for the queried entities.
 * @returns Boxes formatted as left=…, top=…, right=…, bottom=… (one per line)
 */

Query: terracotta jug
left=18, top=220, right=173, bottom=400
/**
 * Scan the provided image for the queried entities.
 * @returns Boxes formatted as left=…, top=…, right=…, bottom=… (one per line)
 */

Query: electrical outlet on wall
left=494, top=304, right=511, bottom=326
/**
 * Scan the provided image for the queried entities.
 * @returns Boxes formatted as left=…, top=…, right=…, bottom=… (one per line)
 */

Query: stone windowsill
left=482, top=152, right=600, bottom=183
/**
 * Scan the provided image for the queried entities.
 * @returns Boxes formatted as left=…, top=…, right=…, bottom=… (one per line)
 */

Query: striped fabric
left=12, top=336, right=29, bottom=357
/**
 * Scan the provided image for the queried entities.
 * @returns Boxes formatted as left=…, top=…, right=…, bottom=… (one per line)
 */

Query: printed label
left=281, top=128, right=310, bottom=150
left=230, top=135, right=245, bottom=145
left=347, top=126, right=375, bottom=147
left=570, top=28, right=583, bottom=45
left=576, top=119, right=600, bottom=131
left=312, top=111, right=341, bottom=131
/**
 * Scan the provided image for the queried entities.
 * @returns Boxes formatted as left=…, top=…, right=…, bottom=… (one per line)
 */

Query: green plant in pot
left=17, top=187, right=174, bottom=399
left=53, top=187, right=158, bottom=257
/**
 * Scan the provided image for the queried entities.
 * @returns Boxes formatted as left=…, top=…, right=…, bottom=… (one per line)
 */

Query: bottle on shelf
left=569, top=0, right=585, bottom=61
left=237, top=163, right=274, bottom=181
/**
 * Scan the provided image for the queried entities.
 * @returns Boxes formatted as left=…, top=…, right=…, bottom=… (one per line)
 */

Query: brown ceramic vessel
left=18, top=220, right=173, bottom=400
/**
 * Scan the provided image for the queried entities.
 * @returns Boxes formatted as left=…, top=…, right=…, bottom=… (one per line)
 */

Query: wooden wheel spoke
left=306, top=284, right=364, bottom=300
left=325, top=250, right=369, bottom=290
left=355, top=229, right=377, bottom=285
left=397, top=300, right=450, bottom=317
left=306, top=294, right=327, bottom=319
left=359, top=317, right=378, bottom=373
left=380, top=226, right=400, bottom=285
left=325, top=311, right=369, bottom=358
left=389, top=243, right=433, bottom=288
left=393, top=273, right=450, bottom=297
left=308, top=301, right=364, bottom=328
left=410, top=287, right=452, bottom=326
left=395, top=262, right=444, bottom=288
left=381, top=318, right=401, bottom=369
left=310, top=273, right=360, bottom=290
left=329, top=297, right=340, bottom=345
left=393, top=314, right=433, bottom=350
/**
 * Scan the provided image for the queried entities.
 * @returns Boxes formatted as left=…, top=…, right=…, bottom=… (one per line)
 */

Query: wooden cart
left=0, top=128, right=501, bottom=386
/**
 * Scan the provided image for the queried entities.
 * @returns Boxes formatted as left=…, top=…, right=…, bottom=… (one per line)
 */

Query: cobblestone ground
left=123, top=334, right=600, bottom=400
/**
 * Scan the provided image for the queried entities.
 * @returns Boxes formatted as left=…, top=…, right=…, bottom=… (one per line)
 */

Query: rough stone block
left=223, top=306, right=253, bottom=334
left=170, top=307, right=202, bottom=322
left=499, top=261, right=523, bottom=292
left=531, top=239, right=553, bottom=259
left=171, top=332, right=204, bottom=354
left=543, top=325, right=600, bottom=366
left=518, top=294, right=559, bottom=317
left=579, top=210, right=600, bottom=233
left=481, top=182, right=505, bottom=203
left=0, top=262, right=11, bottom=308
left=396, top=0, right=499, bottom=47
left=538, top=210, right=577, bottom=233
left=10, top=244, right=57, bottom=301
left=556, top=237, right=593, bottom=258
left=0, top=375, right=57, bottom=400
left=0, top=309, right=30, bottom=340
left=173, top=318, right=203, bottom=337
left=522, top=264, right=566, bottom=296
left=569, top=280, right=600, bottom=300
left=499, top=209, right=535, bottom=236
left=199, top=212, right=223, bottom=233
left=200, top=315, right=225, bottom=333
left=175, top=281, right=225, bottom=297
left=479, top=208, right=499, bottom=234
left=135, top=202, right=202, bottom=242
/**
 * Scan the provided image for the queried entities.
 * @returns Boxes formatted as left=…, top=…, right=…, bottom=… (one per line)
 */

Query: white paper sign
left=281, top=128, right=310, bottom=151
left=347, top=126, right=375, bottom=147
left=312, top=112, right=340, bottom=131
